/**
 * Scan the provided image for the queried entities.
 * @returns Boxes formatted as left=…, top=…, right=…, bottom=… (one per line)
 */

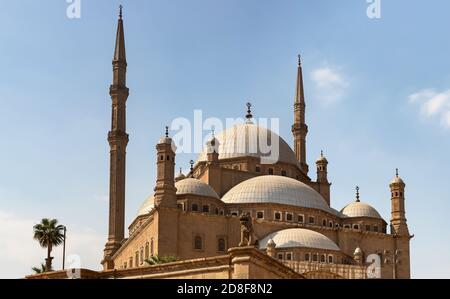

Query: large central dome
left=221, top=175, right=334, bottom=213
left=197, top=123, right=299, bottom=166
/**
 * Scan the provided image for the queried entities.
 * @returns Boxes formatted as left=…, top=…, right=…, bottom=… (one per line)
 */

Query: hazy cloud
left=311, top=66, right=348, bottom=105
left=409, top=89, right=450, bottom=128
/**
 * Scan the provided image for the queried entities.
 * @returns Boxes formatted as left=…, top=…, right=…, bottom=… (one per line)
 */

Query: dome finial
left=119, top=5, right=123, bottom=20
left=321, top=150, right=324, bottom=157
left=396, top=168, right=399, bottom=177
left=356, top=186, right=360, bottom=202
left=298, top=54, right=302, bottom=66
left=189, top=160, right=194, bottom=172
left=165, top=126, right=169, bottom=138
left=245, top=102, right=253, bottom=123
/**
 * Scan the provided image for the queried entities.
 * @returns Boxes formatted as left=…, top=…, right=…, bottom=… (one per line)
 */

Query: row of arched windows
left=123, top=238, right=154, bottom=269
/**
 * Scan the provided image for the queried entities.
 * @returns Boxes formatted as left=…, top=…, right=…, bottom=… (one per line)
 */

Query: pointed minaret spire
left=113, top=5, right=127, bottom=66
left=103, top=6, right=130, bottom=271
left=292, top=54, right=309, bottom=174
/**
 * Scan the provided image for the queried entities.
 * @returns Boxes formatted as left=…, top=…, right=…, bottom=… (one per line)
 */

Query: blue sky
left=0, top=0, right=449, bottom=278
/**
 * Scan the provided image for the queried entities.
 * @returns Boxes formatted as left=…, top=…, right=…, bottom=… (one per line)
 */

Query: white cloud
left=310, top=66, right=348, bottom=105
left=408, top=89, right=450, bottom=128
left=0, top=211, right=104, bottom=278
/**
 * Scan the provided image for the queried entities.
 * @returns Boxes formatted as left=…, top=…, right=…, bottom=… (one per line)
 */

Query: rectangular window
left=202, top=205, right=210, bottom=213
left=305, top=253, right=310, bottom=261
left=286, top=212, right=293, bottom=221
left=353, top=224, right=360, bottom=230
left=328, top=255, right=334, bottom=263
left=256, top=211, right=264, bottom=219
left=286, top=253, right=292, bottom=261
left=268, top=168, right=274, bottom=175
left=298, top=214, right=304, bottom=223
left=320, top=254, right=326, bottom=263
left=230, top=211, right=239, bottom=216
left=366, top=225, right=371, bottom=231
left=281, top=170, right=287, bottom=176
left=192, top=204, right=198, bottom=212
left=255, top=166, right=261, bottom=173
left=322, top=219, right=327, bottom=226
left=274, top=211, right=282, bottom=221
left=373, top=226, right=378, bottom=232
left=312, top=254, right=318, bottom=262
left=277, top=253, right=284, bottom=260
left=309, top=216, right=315, bottom=224
left=344, top=224, right=351, bottom=229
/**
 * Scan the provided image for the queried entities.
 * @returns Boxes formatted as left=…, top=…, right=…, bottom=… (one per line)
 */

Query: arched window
left=322, top=219, right=327, bottom=226
left=129, top=257, right=133, bottom=268
left=268, top=168, right=274, bottom=175
left=312, top=253, right=318, bottom=262
left=328, top=255, right=334, bottom=263
left=281, top=170, right=287, bottom=176
left=320, top=254, right=326, bottom=263
left=220, top=210, right=224, bottom=216
left=194, top=236, right=202, bottom=250
left=140, top=247, right=144, bottom=265
left=135, top=251, right=139, bottom=267
left=218, top=238, right=226, bottom=252
left=329, top=221, right=333, bottom=228
left=145, top=242, right=150, bottom=259
left=304, top=253, right=310, bottom=261
left=256, top=211, right=264, bottom=219
left=215, top=207, right=219, bottom=215
left=202, top=205, right=209, bottom=213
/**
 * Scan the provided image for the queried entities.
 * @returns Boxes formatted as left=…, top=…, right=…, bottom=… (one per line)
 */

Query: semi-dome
left=259, top=228, right=340, bottom=251
left=197, top=123, right=299, bottom=166
left=136, top=179, right=219, bottom=216
left=340, top=201, right=382, bottom=219
left=221, top=175, right=333, bottom=213
left=137, top=195, right=155, bottom=217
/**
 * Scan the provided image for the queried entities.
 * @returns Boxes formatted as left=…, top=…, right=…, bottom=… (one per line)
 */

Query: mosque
left=29, top=8, right=412, bottom=279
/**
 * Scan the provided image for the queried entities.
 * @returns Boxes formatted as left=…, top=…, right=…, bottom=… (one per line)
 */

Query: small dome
left=341, top=201, right=382, bottom=219
left=197, top=123, right=300, bottom=166
left=221, top=175, right=334, bottom=213
left=175, top=178, right=219, bottom=199
left=316, top=151, right=328, bottom=163
left=390, top=176, right=405, bottom=185
left=259, top=228, right=340, bottom=251
left=136, top=179, right=220, bottom=216
left=158, top=136, right=173, bottom=145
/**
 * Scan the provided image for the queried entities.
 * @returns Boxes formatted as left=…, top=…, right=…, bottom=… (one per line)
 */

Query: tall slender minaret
left=103, top=6, right=129, bottom=270
left=292, top=55, right=309, bottom=174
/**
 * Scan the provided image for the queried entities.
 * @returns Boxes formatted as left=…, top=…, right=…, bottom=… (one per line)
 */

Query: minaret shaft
left=103, top=8, right=129, bottom=269
left=292, top=56, right=309, bottom=174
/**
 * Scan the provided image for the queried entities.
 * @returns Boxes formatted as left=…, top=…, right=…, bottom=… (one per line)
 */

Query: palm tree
left=33, top=218, right=65, bottom=272
left=145, top=255, right=179, bottom=265
left=32, top=263, right=47, bottom=274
